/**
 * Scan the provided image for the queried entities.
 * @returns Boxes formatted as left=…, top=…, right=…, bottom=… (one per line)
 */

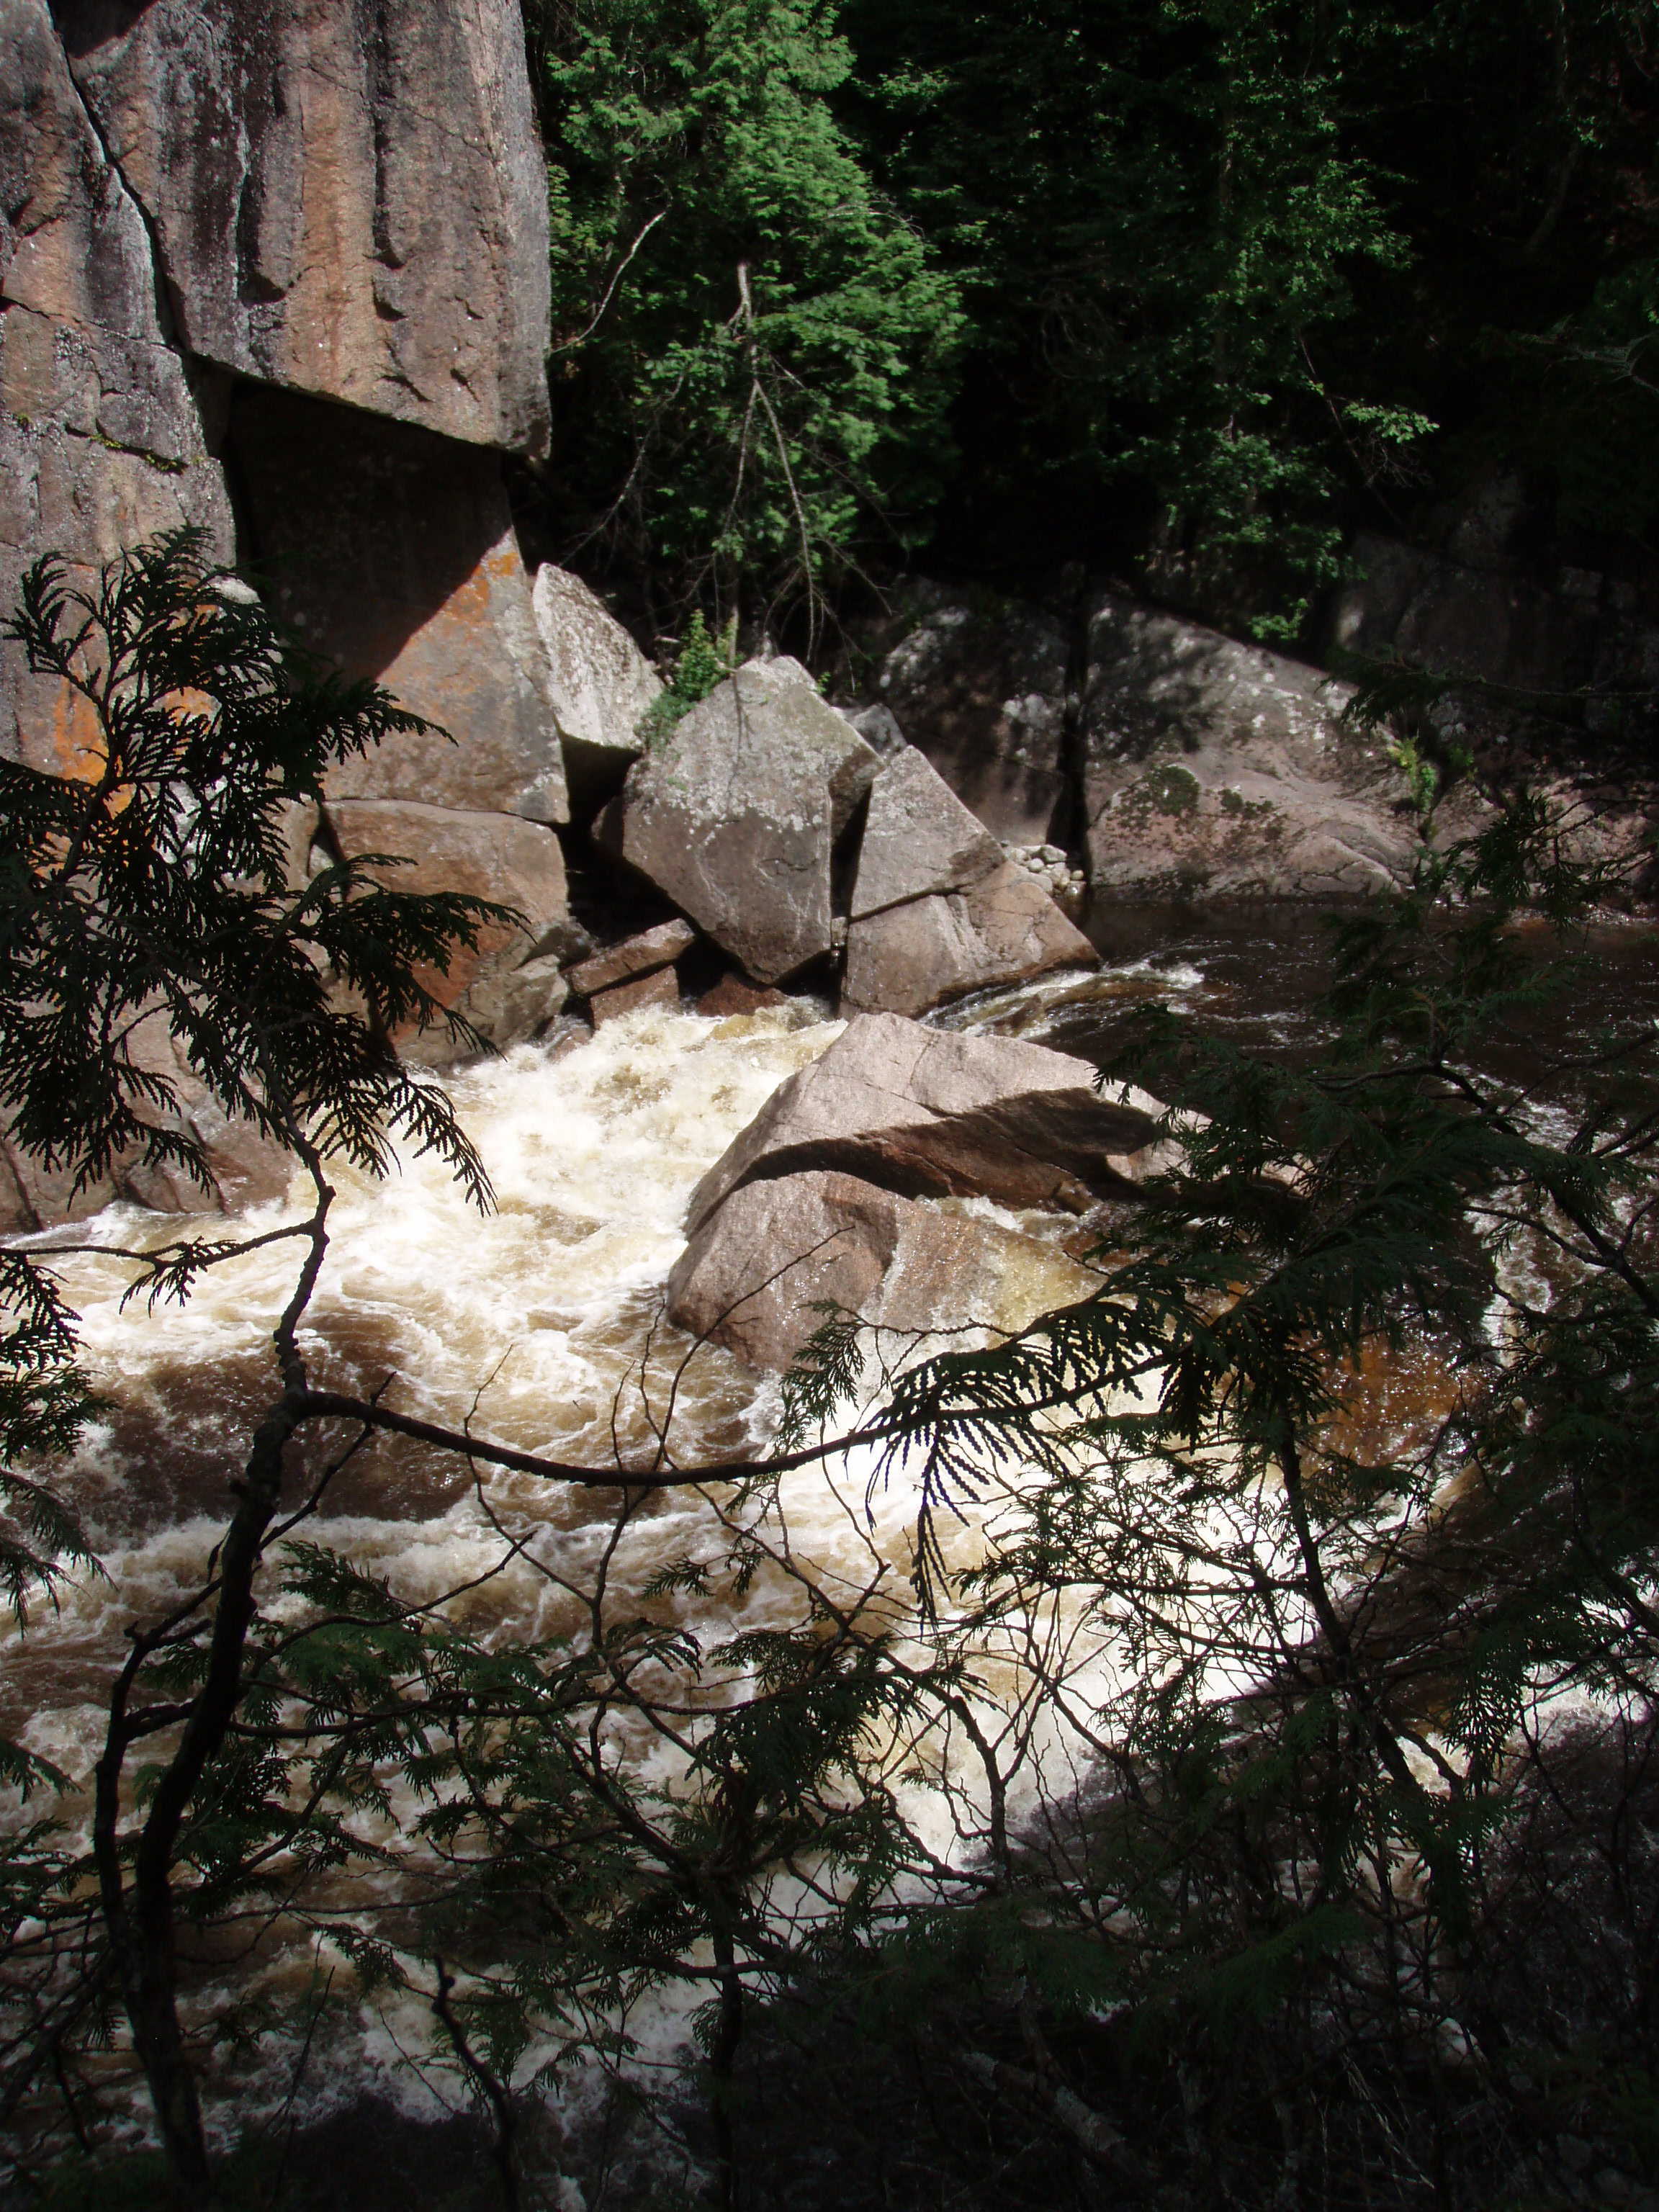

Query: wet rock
left=590, top=966, right=680, bottom=1026
left=698, top=976, right=792, bottom=1018
left=1082, top=594, right=1419, bottom=899
left=53, top=0, right=550, bottom=455
left=842, top=861, right=1095, bottom=1018
left=458, top=953, right=570, bottom=1053
left=850, top=746, right=1004, bottom=919
left=1, top=1008, right=293, bottom=1224
left=532, top=565, right=660, bottom=803
left=567, top=919, right=696, bottom=998
left=233, top=387, right=567, bottom=825
left=667, top=1168, right=1101, bottom=1372
left=603, top=658, right=879, bottom=984
left=327, top=800, right=570, bottom=1059
left=685, top=1012, right=1163, bottom=1236
left=870, top=587, right=1072, bottom=843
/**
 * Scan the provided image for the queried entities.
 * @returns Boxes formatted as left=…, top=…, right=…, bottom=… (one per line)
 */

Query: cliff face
left=50, top=0, right=550, bottom=455
left=1, top=0, right=562, bottom=893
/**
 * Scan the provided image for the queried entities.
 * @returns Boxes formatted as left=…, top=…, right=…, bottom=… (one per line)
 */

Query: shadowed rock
left=328, top=800, right=570, bottom=1061
left=1082, top=595, right=1424, bottom=899
left=233, top=387, right=567, bottom=825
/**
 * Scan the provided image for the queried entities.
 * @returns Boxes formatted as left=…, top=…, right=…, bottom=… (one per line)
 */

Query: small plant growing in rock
left=637, top=608, right=741, bottom=748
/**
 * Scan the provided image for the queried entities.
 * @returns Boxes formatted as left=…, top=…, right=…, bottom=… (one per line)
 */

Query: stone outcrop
left=2, top=0, right=573, bottom=1205
left=328, top=800, right=571, bottom=1058
left=51, top=0, right=550, bottom=455
left=1082, top=594, right=1420, bottom=900
left=533, top=565, right=660, bottom=804
left=667, top=1168, right=1101, bottom=1373
left=870, top=588, right=1073, bottom=844
left=685, top=1012, right=1164, bottom=1236
left=602, top=658, right=879, bottom=983
left=1334, top=526, right=1659, bottom=741
left=1, top=0, right=234, bottom=768
left=232, top=385, right=567, bottom=824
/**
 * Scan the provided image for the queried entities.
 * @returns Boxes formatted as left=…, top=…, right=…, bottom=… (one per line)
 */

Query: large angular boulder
left=603, top=658, right=879, bottom=984
left=685, top=1012, right=1164, bottom=1236
left=51, top=0, right=550, bottom=455
left=231, top=387, right=567, bottom=824
left=839, top=747, right=1094, bottom=1016
left=1082, top=595, right=1417, bottom=899
left=532, top=565, right=661, bottom=803
left=849, top=745, right=1004, bottom=918
left=667, top=1169, right=1102, bottom=1372
left=843, top=859, right=1095, bottom=1017
left=871, top=588, right=1073, bottom=844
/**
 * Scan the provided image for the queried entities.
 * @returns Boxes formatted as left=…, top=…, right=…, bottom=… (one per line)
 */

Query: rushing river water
left=6, top=908, right=1658, bottom=2175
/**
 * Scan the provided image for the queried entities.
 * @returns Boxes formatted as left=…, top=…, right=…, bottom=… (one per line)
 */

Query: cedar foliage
left=531, top=0, right=1659, bottom=642
left=4, top=569, right=1659, bottom=2203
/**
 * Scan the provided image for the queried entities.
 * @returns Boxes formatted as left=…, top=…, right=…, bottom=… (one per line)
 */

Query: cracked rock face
left=603, top=658, right=880, bottom=984
left=667, top=1166, right=1102, bottom=1373
left=1, top=0, right=234, bottom=768
left=50, top=0, right=551, bottom=454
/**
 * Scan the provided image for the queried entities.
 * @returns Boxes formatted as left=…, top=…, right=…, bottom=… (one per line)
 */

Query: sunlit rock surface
left=50, top=0, right=551, bottom=453
left=603, top=657, right=879, bottom=984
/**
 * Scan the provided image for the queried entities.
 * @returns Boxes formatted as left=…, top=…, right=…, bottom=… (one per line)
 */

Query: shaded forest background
left=518, top=0, right=1658, bottom=655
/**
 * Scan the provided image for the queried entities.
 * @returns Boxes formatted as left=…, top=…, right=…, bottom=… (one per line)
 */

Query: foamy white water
left=1, top=996, right=1123, bottom=2166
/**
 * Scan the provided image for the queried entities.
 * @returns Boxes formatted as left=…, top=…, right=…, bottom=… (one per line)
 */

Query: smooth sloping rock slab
left=850, top=745, right=1004, bottom=918
left=842, top=860, right=1095, bottom=1017
left=54, top=0, right=551, bottom=454
left=533, top=565, right=660, bottom=786
left=685, top=1012, right=1161, bottom=1236
left=568, top=920, right=696, bottom=997
left=1082, top=595, right=1419, bottom=899
left=667, top=1169, right=1100, bottom=1372
left=606, top=658, right=878, bottom=983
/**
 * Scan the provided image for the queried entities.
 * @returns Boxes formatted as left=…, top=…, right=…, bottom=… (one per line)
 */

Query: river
left=5, top=905, right=1656, bottom=2189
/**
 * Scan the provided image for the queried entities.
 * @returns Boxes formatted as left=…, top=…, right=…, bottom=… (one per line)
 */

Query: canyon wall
left=1, top=0, right=565, bottom=960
